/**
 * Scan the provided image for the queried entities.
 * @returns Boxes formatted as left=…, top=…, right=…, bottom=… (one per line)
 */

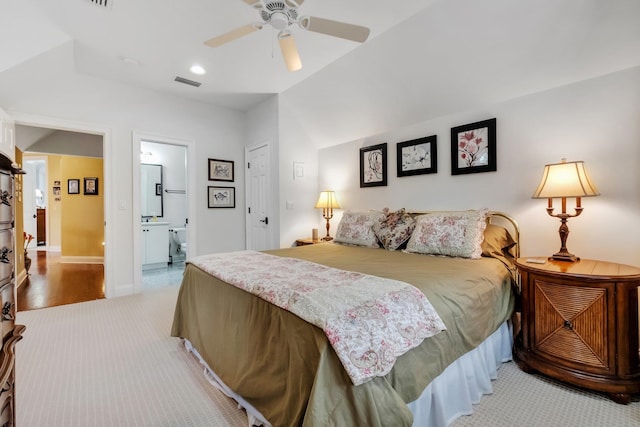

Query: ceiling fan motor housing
left=261, top=1, right=299, bottom=29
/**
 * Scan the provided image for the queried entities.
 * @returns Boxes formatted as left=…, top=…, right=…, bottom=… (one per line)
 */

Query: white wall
left=0, top=43, right=248, bottom=296
left=277, top=96, right=322, bottom=247
left=317, top=66, right=640, bottom=267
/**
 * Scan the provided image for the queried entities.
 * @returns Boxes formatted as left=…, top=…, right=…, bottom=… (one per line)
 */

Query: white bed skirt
left=184, top=320, right=513, bottom=427
left=408, top=320, right=513, bottom=426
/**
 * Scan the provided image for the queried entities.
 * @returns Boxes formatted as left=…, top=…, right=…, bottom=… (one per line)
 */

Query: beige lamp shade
left=532, top=159, right=599, bottom=199
left=315, top=190, right=341, bottom=209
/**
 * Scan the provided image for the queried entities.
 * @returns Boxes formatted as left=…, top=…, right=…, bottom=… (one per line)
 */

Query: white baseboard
left=16, top=269, right=27, bottom=289
left=59, top=256, right=104, bottom=264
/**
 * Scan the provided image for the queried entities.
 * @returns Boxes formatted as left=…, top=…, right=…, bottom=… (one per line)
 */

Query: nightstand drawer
left=531, top=277, right=614, bottom=374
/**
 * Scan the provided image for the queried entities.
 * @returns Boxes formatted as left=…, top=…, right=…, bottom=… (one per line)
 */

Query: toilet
left=169, top=227, right=187, bottom=263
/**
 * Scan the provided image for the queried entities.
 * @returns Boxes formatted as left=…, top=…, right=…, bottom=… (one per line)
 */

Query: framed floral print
left=397, top=135, right=437, bottom=177
left=360, top=143, right=387, bottom=188
left=450, top=118, right=496, bottom=175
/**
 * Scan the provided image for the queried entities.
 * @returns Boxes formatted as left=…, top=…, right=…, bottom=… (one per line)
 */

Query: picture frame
left=208, top=186, right=235, bottom=208
left=359, top=143, right=387, bottom=188
left=84, top=177, right=99, bottom=195
left=208, top=158, right=234, bottom=182
left=68, top=179, right=80, bottom=194
left=451, top=118, right=497, bottom=175
left=397, top=135, right=438, bottom=177
left=155, top=183, right=162, bottom=196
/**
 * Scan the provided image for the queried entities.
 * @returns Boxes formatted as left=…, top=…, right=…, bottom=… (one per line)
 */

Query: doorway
left=132, top=132, right=195, bottom=294
left=245, top=142, right=273, bottom=251
left=22, top=157, right=48, bottom=249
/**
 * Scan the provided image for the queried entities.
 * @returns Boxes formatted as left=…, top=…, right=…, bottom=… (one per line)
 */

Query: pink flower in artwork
left=457, top=128, right=489, bottom=167
left=462, top=131, right=475, bottom=141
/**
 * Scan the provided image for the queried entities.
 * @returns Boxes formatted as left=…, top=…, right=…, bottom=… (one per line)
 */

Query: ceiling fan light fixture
left=270, top=12, right=290, bottom=30
left=278, top=30, right=302, bottom=71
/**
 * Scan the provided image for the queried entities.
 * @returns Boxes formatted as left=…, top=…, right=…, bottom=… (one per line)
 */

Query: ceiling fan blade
left=204, top=24, right=262, bottom=48
left=299, top=16, right=370, bottom=43
left=242, top=0, right=263, bottom=9
left=278, top=31, right=302, bottom=72
left=284, top=0, right=304, bottom=7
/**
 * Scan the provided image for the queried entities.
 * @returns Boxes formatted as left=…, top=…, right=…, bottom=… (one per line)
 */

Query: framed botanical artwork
left=208, top=158, right=234, bottom=182
left=397, top=135, right=437, bottom=177
left=208, top=186, right=235, bottom=208
left=451, top=118, right=497, bottom=175
left=68, top=179, right=80, bottom=194
left=359, top=143, right=387, bottom=188
left=84, top=177, right=99, bottom=195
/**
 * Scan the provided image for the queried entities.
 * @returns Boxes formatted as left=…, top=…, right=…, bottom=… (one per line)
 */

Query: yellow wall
left=60, top=156, right=104, bottom=257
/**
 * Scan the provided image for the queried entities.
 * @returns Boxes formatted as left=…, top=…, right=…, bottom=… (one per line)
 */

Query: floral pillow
left=372, top=208, right=416, bottom=251
left=405, top=209, right=488, bottom=259
left=334, top=211, right=385, bottom=248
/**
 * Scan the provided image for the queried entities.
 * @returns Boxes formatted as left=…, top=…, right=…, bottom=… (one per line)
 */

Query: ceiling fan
left=204, top=0, right=371, bottom=72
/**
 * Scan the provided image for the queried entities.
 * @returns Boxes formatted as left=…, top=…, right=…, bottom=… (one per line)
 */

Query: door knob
left=259, top=217, right=269, bottom=225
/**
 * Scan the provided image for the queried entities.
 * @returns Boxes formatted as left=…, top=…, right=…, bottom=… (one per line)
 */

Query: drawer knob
left=563, top=320, right=573, bottom=330
left=1, top=302, right=13, bottom=322
left=0, top=247, right=10, bottom=264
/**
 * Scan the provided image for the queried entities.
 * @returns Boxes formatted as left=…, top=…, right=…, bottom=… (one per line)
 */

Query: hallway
left=17, top=250, right=104, bottom=311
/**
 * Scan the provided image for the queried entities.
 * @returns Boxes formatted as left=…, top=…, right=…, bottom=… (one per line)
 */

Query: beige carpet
left=16, top=287, right=640, bottom=427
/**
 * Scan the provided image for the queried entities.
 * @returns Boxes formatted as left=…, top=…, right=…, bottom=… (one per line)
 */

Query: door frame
left=132, top=131, right=195, bottom=293
left=245, top=141, right=275, bottom=250
left=22, top=156, right=49, bottom=249
left=10, top=112, right=113, bottom=295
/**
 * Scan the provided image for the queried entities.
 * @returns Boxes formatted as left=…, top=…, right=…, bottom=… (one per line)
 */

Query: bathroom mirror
left=141, top=163, right=163, bottom=218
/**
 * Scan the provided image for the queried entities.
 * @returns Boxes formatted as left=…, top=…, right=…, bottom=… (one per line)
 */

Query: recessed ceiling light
left=190, top=65, right=206, bottom=75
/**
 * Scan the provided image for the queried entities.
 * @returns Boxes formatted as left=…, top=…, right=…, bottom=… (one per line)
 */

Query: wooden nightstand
left=514, top=258, right=640, bottom=404
left=295, top=238, right=326, bottom=246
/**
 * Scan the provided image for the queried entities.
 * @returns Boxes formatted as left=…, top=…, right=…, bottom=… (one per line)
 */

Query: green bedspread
left=171, top=243, right=515, bottom=427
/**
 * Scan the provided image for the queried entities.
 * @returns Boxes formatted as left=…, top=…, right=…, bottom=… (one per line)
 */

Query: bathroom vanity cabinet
left=141, top=222, right=169, bottom=270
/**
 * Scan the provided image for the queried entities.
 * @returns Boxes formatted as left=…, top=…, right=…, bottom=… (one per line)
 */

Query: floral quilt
left=190, top=251, right=446, bottom=385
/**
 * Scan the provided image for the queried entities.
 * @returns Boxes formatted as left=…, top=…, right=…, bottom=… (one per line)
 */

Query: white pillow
left=334, top=211, right=385, bottom=248
left=405, top=209, right=488, bottom=259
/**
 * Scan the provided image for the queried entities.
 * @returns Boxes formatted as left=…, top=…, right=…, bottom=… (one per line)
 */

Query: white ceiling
left=13, top=0, right=433, bottom=111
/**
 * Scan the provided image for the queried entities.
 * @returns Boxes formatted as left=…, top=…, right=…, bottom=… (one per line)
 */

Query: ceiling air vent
left=174, top=76, right=202, bottom=88
left=85, top=0, right=113, bottom=9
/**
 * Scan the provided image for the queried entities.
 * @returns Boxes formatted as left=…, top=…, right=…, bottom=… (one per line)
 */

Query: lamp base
left=549, top=252, right=579, bottom=262
left=322, top=236, right=334, bottom=241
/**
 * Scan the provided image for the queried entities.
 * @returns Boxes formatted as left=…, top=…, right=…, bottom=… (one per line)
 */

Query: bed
left=171, top=210, right=520, bottom=427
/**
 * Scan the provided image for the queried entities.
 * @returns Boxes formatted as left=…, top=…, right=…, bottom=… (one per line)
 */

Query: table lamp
left=532, top=158, right=599, bottom=262
left=315, top=190, right=341, bottom=241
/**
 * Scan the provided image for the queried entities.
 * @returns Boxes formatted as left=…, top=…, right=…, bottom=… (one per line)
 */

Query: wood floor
left=16, top=249, right=105, bottom=312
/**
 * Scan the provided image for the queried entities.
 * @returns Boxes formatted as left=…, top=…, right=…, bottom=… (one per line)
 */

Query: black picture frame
left=208, top=158, right=234, bottom=182
left=208, top=186, right=235, bottom=208
left=68, top=179, right=80, bottom=194
left=397, top=135, right=438, bottom=177
left=451, top=118, right=497, bottom=175
left=359, top=143, right=387, bottom=188
left=84, top=177, right=99, bottom=195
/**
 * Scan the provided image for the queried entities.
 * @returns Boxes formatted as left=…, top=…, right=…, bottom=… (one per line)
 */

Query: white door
left=246, top=143, right=271, bottom=250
